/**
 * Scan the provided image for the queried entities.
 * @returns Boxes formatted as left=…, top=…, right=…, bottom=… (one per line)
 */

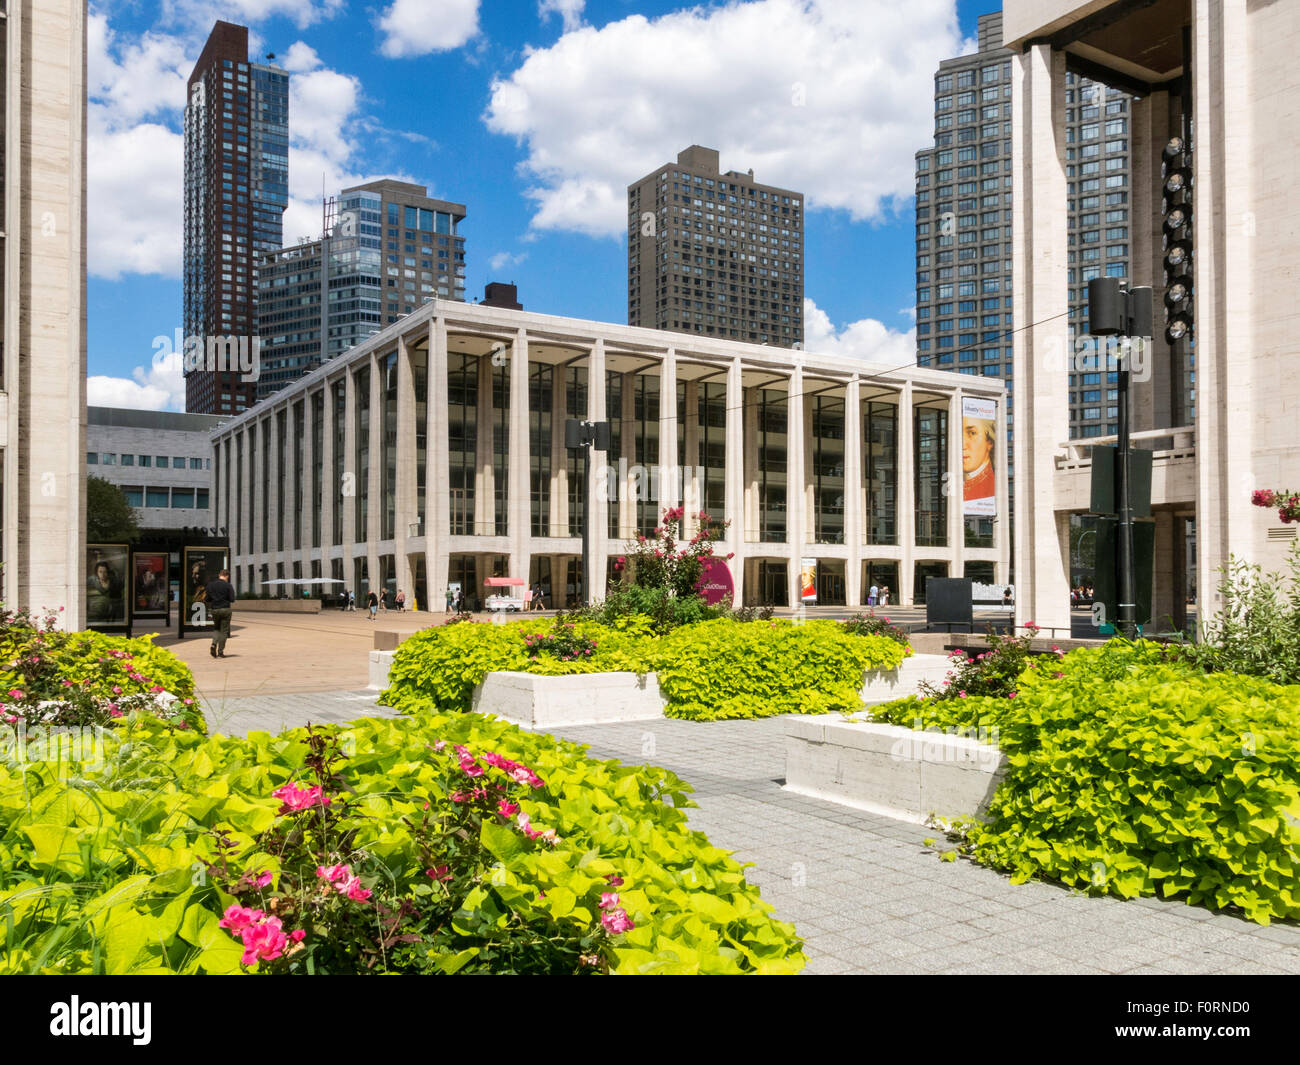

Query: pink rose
left=272, top=782, right=331, bottom=813
left=342, top=877, right=372, bottom=903
left=605, top=874, right=624, bottom=887
left=239, top=916, right=288, bottom=965
left=498, top=799, right=520, bottom=818
left=219, top=904, right=265, bottom=933
left=600, top=908, right=635, bottom=935
left=599, top=892, right=620, bottom=910
left=316, top=863, right=350, bottom=884
left=252, top=871, right=274, bottom=888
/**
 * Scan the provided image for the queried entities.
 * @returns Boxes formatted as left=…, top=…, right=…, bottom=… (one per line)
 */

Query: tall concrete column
left=550, top=366, right=567, bottom=536
left=897, top=381, right=915, bottom=605
left=743, top=384, right=759, bottom=546
left=1011, top=42, right=1071, bottom=635
left=995, top=384, right=1011, bottom=585
left=786, top=366, right=806, bottom=608
left=724, top=356, right=744, bottom=606
left=475, top=354, right=495, bottom=535
left=238, top=429, right=251, bottom=585
left=587, top=340, right=610, bottom=590
left=320, top=379, right=336, bottom=564
left=255, top=416, right=269, bottom=570
left=394, top=334, right=417, bottom=601
left=844, top=377, right=863, bottom=607
left=427, top=318, right=450, bottom=607
left=658, top=349, right=678, bottom=515
left=1193, top=0, right=1254, bottom=629
left=948, top=387, right=965, bottom=579
left=342, top=364, right=358, bottom=584
left=508, top=329, right=531, bottom=584
left=367, top=351, right=383, bottom=598
left=282, top=402, right=296, bottom=565
left=301, top=394, right=315, bottom=560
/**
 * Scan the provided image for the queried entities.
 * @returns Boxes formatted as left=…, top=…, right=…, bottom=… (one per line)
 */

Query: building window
left=172, top=489, right=195, bottom=508
left=146, top=488, right=170, bottom=509
left=87, top=452, right=98, bottom=465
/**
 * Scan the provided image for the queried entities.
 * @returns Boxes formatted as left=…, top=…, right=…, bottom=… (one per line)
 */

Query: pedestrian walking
left=205, top=568, right=236, bottom=658
left=532, top=583, right=546, bottom=611
left=881, top=586, right=890, bottom=607
left=455, top=589, right=465, bottom=613
left=367, top=591, right=379, bottom=620
left=445, top=587, right=454, bottom=613
left=340, top=588, right=349, bottom=612
left=347, top=590, right=356, bottom=611
left=868, top=583, right=878, bottom=607
left=396, top=589, right=405, bottom=613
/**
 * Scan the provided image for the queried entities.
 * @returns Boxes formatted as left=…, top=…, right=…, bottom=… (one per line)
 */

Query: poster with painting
left=86, top=544, right=129, bottom=628
left=961, top=396, right=997, bottom=518
left=800, top=558, right=818, bottom=604
left=182, top=547, right=228, bottom=628
left=132, top=551, right=169, bottom=620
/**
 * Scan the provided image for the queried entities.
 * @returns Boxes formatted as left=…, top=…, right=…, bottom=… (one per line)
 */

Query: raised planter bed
left=783, top=716, right=1006, bottom=825
left=235, top=599, right=322, bottom=613
left=471, top=671, right=664, bottom=730
left=859, top=653, right=950, bottom=704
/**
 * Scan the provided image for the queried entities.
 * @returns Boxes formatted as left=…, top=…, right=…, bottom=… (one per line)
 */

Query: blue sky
left=87, top=0, right=991, bottom=408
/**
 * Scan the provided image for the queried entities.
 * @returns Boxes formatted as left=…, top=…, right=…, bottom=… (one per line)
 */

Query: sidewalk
left=202, top=690, right=1300, bottom=975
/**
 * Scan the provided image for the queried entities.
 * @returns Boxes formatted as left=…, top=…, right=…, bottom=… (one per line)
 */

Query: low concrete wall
left=784, top=717, right=1006, bottom=825
left=369, top=650, right=396, bottom=691
left=473, top=671, right=664, bottom=729
left=235, top=599, right=322, bottom=613
left=859, top=653, right=951, bottom=704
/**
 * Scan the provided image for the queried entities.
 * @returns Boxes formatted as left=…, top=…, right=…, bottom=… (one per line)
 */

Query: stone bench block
left=784, top=717, right=1005, bottom=825
left=473, top=671, right=664, bottom=729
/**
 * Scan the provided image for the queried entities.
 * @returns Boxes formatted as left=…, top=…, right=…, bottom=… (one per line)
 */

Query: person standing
left=367, top=590, right=379, bottom=620
left=396, top=589, right=405, bottom=613
left=206, top=568, right=236, bottom=658
left=881, top=586, right=890, bottom=608
left=868, top=583, right=878, bottom=607
left=348, top=590, right=356, bottom=611
left=445, top=587, right=454, bottom=613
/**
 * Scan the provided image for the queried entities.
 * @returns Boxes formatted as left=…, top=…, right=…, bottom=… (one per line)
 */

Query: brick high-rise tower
left=182, top=21, right=288, bottom=414
left=628, top=146, right=804, bottom=348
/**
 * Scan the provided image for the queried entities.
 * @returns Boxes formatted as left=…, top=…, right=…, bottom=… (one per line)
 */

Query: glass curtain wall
left=382, top=352, right=397, bottom=541
left=448, top=353, right=477, bottom=535
left=756, top=389, right=787, bottom=542
left=529, top=363, right=553, bottom=536
left=632, top=374, right=659, bottom=535
left=492, top=362, right=509, bottom=537
left=864, top=401, right=897, bottom=544
left=567, top=367, right=586, bottom=538
left=914, top=404, right=948, bottom=547
left=698, top=382, right=727, bottom=525
left=414, top=346, right=427, bottom=533
left=331, top=381, right=345, bottom=545
left=311, top=392, right=323, bottom=548
left=605, top=372, right=623, bottom=539
left=812, top=394, right=845, bottom=544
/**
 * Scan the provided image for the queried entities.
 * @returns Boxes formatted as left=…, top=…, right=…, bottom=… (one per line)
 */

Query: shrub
left=617, top=507, right=730, bottom=600
left=0, top=608, right=202, bottom=732
left=1169, top=543, right=1300, bottom=686
left=580, top=584, right=722, bottom=633
left=876, top=640, right=1300, bottom=924
left=0, top=712, right=805, bottom=974
left=380, top=619, right=655, bottom=715
left=917, top=625, right=1059, bottom=701
left=522, top=621, right=598, bottom=662
left=841, top=612, right=912, bottom=653
left=655, top=619, right=906, bottom=721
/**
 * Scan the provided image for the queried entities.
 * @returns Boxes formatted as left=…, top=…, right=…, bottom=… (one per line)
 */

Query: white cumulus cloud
left=485, top=0, right=967, bottom=238
left=376, top=0, right=480, bottom=58
left=539, top=0, right=584, bottom=32
left=803, top=298, right=916, bottom=365
left=88, top=351, right=187, bottom=411
left=488, top=250, right=528, bottom=272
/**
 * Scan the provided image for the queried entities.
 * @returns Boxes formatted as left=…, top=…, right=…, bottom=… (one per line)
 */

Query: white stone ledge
left=473, top=671, right=664, bottom=729
left=784, top=718, right=1006, bottom=825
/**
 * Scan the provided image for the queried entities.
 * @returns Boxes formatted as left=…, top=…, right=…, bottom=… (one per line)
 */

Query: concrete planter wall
left=859, top=653, right=951, bottom=704
left=784, top=717, right=1006, bottom=825
left=235, top=600, right=322, bottom=613
left=472, top=671, right=664, bottom=730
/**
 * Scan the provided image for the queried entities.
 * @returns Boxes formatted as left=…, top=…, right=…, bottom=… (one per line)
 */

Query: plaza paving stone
left=204, top=691, right=1300, bottom=975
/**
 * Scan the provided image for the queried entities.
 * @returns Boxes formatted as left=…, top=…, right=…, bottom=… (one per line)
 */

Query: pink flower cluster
left=272, top=782, right=331, bottom=814
left=484, top=750, right=545, bottom=788
left=598, top=884, right=635, bottom=935
left=219, top=904, right=306, bottom=966
left=316, top=863, right=373, bottom=902
left=1251, top=487, right=1300, bottom=523
left=517, top=810, right=559, bottom=845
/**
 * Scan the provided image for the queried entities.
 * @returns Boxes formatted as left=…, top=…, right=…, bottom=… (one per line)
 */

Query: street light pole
left=566, top=418, right=610, bottom=608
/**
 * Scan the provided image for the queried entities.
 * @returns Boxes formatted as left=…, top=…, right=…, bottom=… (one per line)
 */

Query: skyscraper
left=628, top=146, right=804, bottom=347
left=183, top=21, right=288, bottom=414
left=255, top=180, right=467, bottom=403
left=914, top=13, right=1134, bottom=444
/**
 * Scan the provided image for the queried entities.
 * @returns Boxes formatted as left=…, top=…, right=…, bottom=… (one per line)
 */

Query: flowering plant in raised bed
left=1250, top=488, right=1300, bottom=524
left=620, top=507, right=732, bottom=599
left=522, top=621, right=598, bottom=662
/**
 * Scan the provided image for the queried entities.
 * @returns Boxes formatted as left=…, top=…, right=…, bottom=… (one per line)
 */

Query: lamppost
left=564, top=419, right=610, bottom=607
left=1087, top=278, right=1153, bottom=639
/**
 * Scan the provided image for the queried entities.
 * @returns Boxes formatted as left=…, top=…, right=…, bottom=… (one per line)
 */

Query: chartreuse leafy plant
left=381, top=616, right=907, bottom=722
left=874, top=641, right=1300, bottom=925
left=655, top=619, right=906, bottom=721
left=0, top=608, right=202, bottom=731
left=0, top=711, right=804, bottom=973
